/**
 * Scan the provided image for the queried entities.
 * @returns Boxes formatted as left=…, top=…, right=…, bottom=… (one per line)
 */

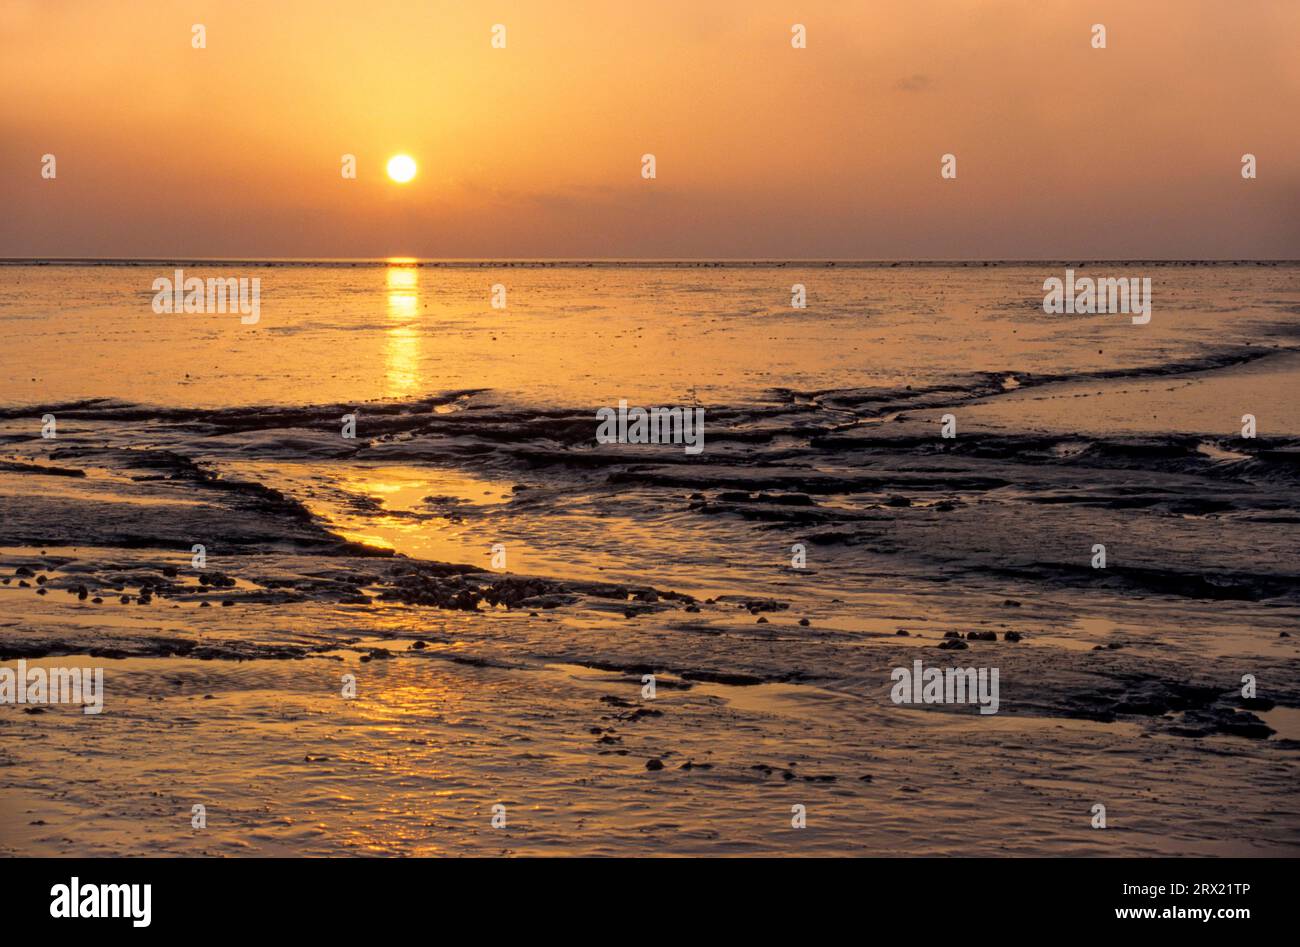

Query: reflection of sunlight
left=342, top=531, right=397, bottom=551
left=304, top=465, right=519, bottom=566
left=387, top=265, right=417, bottom=291
left=385, top=265, right=421, bottom=397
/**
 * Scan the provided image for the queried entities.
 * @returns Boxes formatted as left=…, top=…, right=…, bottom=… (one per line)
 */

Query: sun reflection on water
left=384, top=265, right=421, bottom=397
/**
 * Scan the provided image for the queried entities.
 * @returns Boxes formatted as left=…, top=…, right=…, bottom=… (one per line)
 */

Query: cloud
left=895, top=74, right=931, bottom=92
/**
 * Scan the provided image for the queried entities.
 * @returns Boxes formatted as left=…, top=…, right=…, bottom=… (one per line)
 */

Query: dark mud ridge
left=378, top=562, right=696, bottom=612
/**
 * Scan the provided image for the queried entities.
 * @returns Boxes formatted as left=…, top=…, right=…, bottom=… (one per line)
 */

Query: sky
left=2, top=0, right=1298, bottom=259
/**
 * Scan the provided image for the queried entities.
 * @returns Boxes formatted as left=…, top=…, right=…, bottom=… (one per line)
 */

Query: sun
left=386, top=154, right=417, bottom=184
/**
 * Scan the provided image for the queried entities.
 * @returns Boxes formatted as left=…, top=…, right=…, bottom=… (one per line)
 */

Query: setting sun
left=386, top=154, right=417, bottom=184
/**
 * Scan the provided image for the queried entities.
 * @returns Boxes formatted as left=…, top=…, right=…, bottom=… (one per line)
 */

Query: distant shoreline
left=2, top=258, right=1299, bottom=268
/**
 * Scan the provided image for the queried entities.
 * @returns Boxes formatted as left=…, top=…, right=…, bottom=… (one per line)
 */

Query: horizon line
left=3, top=257, right=1299, bottom=268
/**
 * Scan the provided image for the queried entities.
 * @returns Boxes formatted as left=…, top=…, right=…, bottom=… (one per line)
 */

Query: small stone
left=645, top=758, right=664, bottom=771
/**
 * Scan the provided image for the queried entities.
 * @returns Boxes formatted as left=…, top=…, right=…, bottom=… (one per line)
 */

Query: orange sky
left=2, top=0, right=1298, bottom=259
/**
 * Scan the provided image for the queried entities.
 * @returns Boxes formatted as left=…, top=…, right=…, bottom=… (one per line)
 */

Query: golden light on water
left=386, top=155, right=417, bottom=184
left=384, top=265, right=420, bottom=396
left=386, top=265, right=418, bottom=312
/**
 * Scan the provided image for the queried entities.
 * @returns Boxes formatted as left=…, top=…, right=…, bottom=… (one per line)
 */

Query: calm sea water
left=2, top=263, right=1296, bottom=418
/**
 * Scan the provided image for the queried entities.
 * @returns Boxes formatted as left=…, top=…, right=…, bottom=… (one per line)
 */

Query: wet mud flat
left=2, top=354, right=1298, bottom=855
